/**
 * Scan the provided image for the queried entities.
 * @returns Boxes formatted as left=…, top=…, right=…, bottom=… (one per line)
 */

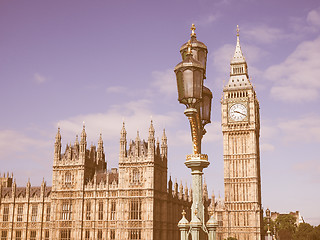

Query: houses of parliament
left=0, top=26, right=263, bottom=240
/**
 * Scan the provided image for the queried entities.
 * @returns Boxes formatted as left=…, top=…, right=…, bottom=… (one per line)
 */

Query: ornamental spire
left=81, top=122, right=86, bottom=140
left=55, top=126, right=61, bottom=143
left=225, top=25, right=251, bottom=89
left=231, top=25, right=246, bottom=64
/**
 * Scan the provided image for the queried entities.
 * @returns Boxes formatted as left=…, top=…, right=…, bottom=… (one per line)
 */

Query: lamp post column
left=175, top=24, right=216, bottom=240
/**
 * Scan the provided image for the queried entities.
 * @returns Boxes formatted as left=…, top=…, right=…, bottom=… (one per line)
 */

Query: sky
left=0, top=0, right=320, bottom=226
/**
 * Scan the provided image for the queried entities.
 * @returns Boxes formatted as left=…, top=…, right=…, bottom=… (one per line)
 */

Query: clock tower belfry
left=220, top=26, right=263, bottom=240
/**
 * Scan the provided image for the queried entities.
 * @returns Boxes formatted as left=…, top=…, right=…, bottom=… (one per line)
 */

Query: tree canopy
left=262, top=214, right=320, bottom=240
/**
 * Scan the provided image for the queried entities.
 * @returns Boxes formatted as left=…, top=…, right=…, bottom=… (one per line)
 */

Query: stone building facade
left=0, top=121, right=193, bottom=240
left=0, top=26, right=263, bottom=240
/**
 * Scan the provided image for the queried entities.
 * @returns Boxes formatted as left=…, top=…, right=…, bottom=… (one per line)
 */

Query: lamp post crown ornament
left=191, top=23, right=196, bottom=37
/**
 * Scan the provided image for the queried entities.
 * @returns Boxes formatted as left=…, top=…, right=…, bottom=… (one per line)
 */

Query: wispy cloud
left=0, top=130, right=50, bottom=159
left=243, top=24, right=290, bottom=44
left=266, top=36, right=320, bottom=102
left=277, top=115, right=320, bottom=143
left=34, top=73, right=47, bottom=84
left=307, top=7, right=320, bottom=28
left=58, top=99, right=181, bottom=143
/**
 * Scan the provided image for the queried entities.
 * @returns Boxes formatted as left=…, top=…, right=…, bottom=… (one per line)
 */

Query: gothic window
left=60, top=229, right=71, bottom=240
left=97, top=230, right=102, bottom=240
left=17, top=204, right=23, bottom=222
left=46, top=204, right=51, bottom=221
left=1, top=231, right=7, bottom=240
left=85, top=230, right=90, bottom=240
left=61, top=201, right=72, bottom=220
left=217, top=212, right=223, bottom=226
left=110, top=200, right=116, bottom=220
left=31, top=204, right=38, bottom=222
left=132, top=169, right=140, bottom=183
left=15, top=230, right=21, bottom=240
left=86, top=201, right=91, bottom=220
left=110, top=230, right=115, bottom=240
left=129, top=229, right=141, bottom=240
left=45, top=230, right=49, bottom=240
left=30, top=231, right=36, bottom=240
left=129, top=199, right=141, bottom=220
left=65, top=172, right=72, bottom=185
left=2, top=205, right=9, bottom=222
left=98, top=201, right=103, bottom=220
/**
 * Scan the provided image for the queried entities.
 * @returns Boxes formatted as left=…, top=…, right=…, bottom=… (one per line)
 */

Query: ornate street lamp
left=176, top=24, right=217, bottom=240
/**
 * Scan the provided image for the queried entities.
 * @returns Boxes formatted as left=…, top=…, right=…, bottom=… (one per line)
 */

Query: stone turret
left=26, top=179, right=31, bottom=198
left=135, top=131, right=140, bottom=157
left=161, top=129, right=167, bottom=158
left=184, top=183, right=189, bottom=201
left=179, top=181, right=184, bottom=200
left=168, top=176, right=173, bottom=195
left=148, top=120, right=155, bottom=157
left=174, top=179, right=178, bottom=198
left=203, top=178, right=208, bottom=202
left=74, top=135, right=79, bottom=152
left=80, top=123, right=87, bottom=163
left=54, top=127, right=61, bottom=161
left=96, top=133, right=106, bottom=171
left=120, top=122, right=127, bottom=160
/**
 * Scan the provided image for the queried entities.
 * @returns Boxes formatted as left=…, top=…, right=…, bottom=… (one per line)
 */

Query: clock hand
left=234, top=111, right=246, bottom=116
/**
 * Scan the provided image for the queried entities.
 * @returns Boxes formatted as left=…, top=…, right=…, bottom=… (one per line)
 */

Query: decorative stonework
left=0, top=122, right=191, bottom=240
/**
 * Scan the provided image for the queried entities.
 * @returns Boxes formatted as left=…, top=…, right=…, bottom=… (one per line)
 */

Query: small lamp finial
left=236, top=25, right=240, bottom=36
left=187, top=40, right=192, bottom=55
left=191, top=23, right=196, bottom=37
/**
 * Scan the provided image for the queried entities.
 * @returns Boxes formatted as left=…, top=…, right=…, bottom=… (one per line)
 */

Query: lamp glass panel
left=183, top=69, right=194, bottom=99
left=193, top=70, right=203, bottom=99
left=198, top=50, right=206, bottom=69
left=176, top=71, right=184, bottom=101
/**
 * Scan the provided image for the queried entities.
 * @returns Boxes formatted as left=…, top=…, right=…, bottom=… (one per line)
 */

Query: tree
left=275, top=214, right=297, bottom=240
left=293, top=223, right=320, bottom=240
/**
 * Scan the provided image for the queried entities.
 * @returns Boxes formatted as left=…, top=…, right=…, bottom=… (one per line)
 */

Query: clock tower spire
left=226, top=25, right=252, bottom=90
left=220, top=25, right=263, bottom=240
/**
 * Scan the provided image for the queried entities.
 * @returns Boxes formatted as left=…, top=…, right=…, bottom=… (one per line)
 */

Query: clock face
left=229, top=103, right=247, bottom=121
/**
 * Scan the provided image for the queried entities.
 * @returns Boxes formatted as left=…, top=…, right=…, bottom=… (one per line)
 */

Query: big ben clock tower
left=220, top=26, right=263, bottom=240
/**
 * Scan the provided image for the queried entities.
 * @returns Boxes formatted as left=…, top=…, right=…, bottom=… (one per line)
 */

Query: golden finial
left=187, top=40, right=192, bottom=55
left=236, top=25, right=240, bottom=36
left=191, top=23, right=196, bottom=37
left=182, top=209, right=186, bottom=217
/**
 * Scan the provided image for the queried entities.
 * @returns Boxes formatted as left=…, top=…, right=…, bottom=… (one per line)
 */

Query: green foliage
left=293, top=223, right=320, bottom=240
left=275, top=214, right=297, bottom=240
left=225, top=237, right=237, bottom=240
left=261, top=213, right=320, bottom=240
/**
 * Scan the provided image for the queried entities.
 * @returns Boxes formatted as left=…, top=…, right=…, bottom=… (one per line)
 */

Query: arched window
left=65, top=172, right=72, bottom=185
left=132, top=169, right=140, bottom=183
